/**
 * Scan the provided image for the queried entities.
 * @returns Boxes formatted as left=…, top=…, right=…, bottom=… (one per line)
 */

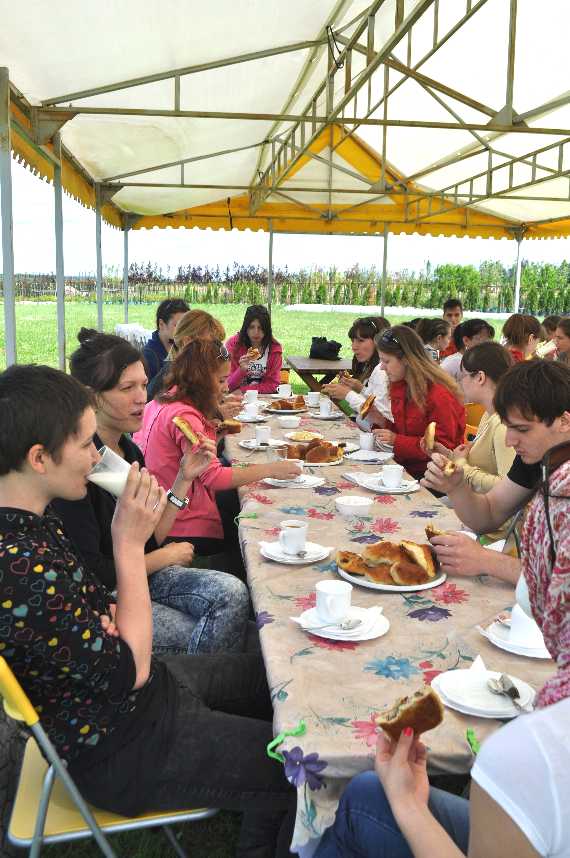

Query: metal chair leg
left=162, top=825, right=189, bottom=858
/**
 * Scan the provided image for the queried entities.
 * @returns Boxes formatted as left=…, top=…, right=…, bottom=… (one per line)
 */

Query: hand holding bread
left=421, top=452, right=465, bottom=493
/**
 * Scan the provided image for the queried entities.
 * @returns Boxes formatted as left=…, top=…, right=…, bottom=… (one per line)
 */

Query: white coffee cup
left=381, top=464, right=404, bottom=488
left=307, top=391, right=320, bottom=407
left=255, top=425, right=271, bottom=445
left=358, top=431, right=375, bottom=451
left=278, top=383, right=292, bottom=397
left=244, top=402, right=259, bottom=418
left=244, top=389, right=258, bottom=404
left=319, top=397, right=332, bottom=417
left=316, top=580, right=352, bottom=623
left=279, top=519, right=307, bottom=555
left=87, top=446, right=131, bottom=497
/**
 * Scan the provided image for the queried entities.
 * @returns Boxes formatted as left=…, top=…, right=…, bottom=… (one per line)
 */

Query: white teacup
left=87, top=446, right=131, bottom=497
left=279, top=519, right=307, bottom=555
left=244, top=389, right=258, bottom=404
left=381, top=464, right=404, bottom=488
left=255, top=425, right=271, bottom=445
left=278, top=383, right=292, bottom=397
left=358, top=431, right=375, bottom=451
left=316, top=580, right=352, bottom=623
left=244, top=402, right=259, bottom=418
left=306, top=391, right=320, bottom=407
left=319, top=397, right=333, bottom=417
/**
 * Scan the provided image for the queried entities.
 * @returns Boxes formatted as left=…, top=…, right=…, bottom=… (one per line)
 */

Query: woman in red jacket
left=226, top=304, right=283, bottom=393
left=371, top=325, right=465, bottom=479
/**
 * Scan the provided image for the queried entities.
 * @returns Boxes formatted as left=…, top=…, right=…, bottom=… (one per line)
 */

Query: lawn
left=0, top=302, right=504, bottom=379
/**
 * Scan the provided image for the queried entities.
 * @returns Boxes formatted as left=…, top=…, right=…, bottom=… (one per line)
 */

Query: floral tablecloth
left=225, top=404, right=554, bottom=851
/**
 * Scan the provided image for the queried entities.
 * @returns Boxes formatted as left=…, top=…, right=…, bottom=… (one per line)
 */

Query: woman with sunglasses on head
left=370, top=326, right=465, bottom=480
left=226, top=304, right=283, bottom=393
left=53, top=329, right=251, bottom=655
left=139, top=339, right=301, bottom=570
left=502, top=313, right=541, bottom=363
left=322, top=317, right=393, bottom=421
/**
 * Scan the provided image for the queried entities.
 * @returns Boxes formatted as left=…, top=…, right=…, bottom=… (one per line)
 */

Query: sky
left=3, top=159, right=570, bottom=277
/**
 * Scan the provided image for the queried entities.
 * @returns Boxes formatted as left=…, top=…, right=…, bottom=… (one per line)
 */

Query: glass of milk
left=87, top=446, right=131, bottom=497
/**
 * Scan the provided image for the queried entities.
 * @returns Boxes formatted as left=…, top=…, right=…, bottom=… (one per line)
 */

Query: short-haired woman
left=226, top=304, right=283, bottom=393
left=554, top=316, right=570, bottom=365
left=371, top=326, right=465, bottom=479
left=502, top=313, right=541, bottom=362
left=53, top=329, right=250, bottom=654
left=416, top=318, right=452, bottom=362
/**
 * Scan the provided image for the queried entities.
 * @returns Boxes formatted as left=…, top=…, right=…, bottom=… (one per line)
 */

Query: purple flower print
left=255, top=611, right=274, bottom=630
left=408, top=606, right=452, bottom=622
left=409, top=510, right=439, bottom=518
left=313, top=485, right=340, bottom=496
left=282, top=747, right=328, bottom=790
left=350, top=534, right=382, bottom=544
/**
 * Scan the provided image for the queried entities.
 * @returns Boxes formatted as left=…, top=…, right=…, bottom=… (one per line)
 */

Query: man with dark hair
left=440, top=318, right=494, bottom=382
left=143, top=298, right=190, bottom=382
left=423, top=360, right=570, bottom=582
left=0, top=365, right=295, bottom=858
left=439, top=299, right=464, bottom=360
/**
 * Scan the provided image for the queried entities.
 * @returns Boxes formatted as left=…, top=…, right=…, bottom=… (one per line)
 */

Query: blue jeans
left=315, top=771, right=470, bottom=858
left=148, top=565, right=250, bottom=654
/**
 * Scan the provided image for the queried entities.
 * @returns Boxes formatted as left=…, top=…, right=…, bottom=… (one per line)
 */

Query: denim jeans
left=315, top=771, right=470, bottom=858
left=74, top=652, right=297, bottom=858
left=148, top=564, right=250, bottom=654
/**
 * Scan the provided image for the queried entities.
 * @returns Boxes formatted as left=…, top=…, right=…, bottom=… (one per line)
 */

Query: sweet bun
left=442, top=460, right=457, bottom=476
left=400, top=541, right=437, bottom=578
left=363, top=563, right=396, bottom=585
left=423, top=421, right=436, bottom=453
left=247, top=347, right=261, bottom=360
left=361, top=540, right=401, bottom=567
left=305, top=443, right=341, bottom=463
left=375, top=687, right=444, bottom=742
left=425, top=524, right=445, bottom=541
left=359, top=393, right=376, bottom=419
left=390, top=559, right=430, bottom=586
left=285, top=445, right=304, bottom=460
left=219, top=418, right=242, bottom=434
left=172, top=416, right=200, bottom=446
left=335, top=550, right=369, bottom=577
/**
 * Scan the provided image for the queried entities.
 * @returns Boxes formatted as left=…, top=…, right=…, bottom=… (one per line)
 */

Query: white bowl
left=335, top=495, right=373, bottom=517
left=277, top=416, right=301, bottom=428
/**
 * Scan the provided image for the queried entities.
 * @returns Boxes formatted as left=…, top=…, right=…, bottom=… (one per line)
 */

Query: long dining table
left=224, top=397, right=554, bottom=853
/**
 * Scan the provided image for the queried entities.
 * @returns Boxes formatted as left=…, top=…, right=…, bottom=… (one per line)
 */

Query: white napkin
left=508, top=604, right=547, bottom=649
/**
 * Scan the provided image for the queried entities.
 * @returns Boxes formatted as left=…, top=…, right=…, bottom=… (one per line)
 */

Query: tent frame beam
left=0, top=66, right=17, bottom=365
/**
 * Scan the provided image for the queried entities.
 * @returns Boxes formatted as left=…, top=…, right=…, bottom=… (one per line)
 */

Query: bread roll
left=219, top=418, right=242, bottom=434
left=389, top=559, right=430, bottom=586
left=361, top=540, right=401, bottom=567
left=375, top=687, right=444, bottom=741
left=424, top=421, right=436, bottom=453
left=425, top=524, right=445, bottom=541
left=400, top=541, right=437, bottom=578
left=335, top=550, right=369, bottom=577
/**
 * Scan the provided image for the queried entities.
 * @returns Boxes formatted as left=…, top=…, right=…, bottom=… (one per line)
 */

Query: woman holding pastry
left=370, top=326, right=465, bottom=479
left=53, top=329, right=251, bottom=654
left=225, top=304, right=283, bottom=393
left=139, top=339, right=301, bottom=570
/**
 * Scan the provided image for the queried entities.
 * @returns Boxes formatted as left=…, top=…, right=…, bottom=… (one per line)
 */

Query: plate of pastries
left=265, top=395, right=308, bottom=413
left=282, top=438, right=344, bottom=466
left=335, top=529, right=445, bottom=591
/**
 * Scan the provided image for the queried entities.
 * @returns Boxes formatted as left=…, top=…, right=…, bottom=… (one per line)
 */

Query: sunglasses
left=214, top=341, right=230, bottom=361
left=540, top=440, right=570, bottom=567
left=377, top=329, right=400, bottom=348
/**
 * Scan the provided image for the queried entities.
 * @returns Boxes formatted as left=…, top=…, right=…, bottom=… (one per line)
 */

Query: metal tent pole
left=95, top=185, right=103, bottom=331
left=514, top=235, right=522, bottom=312
left=53, top=133, right=66, bottom=370
left=267, top=220, right=274, bottom=313
left=122, top=223, right=129, bottom=322
left=0, top=67, right=17, bottom=366
left=380, top=224, right=389, bottom=316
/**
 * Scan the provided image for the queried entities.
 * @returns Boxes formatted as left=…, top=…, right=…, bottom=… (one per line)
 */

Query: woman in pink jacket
left=138, top=339, right=300, bottom=568
left=226, top=305, right=283, bottom=393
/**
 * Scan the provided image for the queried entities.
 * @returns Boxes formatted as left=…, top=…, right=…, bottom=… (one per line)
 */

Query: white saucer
left=265, top=407, right=308, bottom=415
left=337, top=567, right=446, bottom=593
left=353, top=474, right=420, bottom=494
left=259, top=541, right=331, bottom=564
left=479, top=621, right=551, bottom=659
left=308, top=411, right=344, bottom=420
left=345, top=450, right=392, bottom=464
left=432, top=670, right=534, bottom=719
left=236, top=413, right=269, bottom=423
left=239, top=438, right=284, bottom=450
left=261, top=475, right=325, bottom=488
left=296, top=606, right=390, bottom=641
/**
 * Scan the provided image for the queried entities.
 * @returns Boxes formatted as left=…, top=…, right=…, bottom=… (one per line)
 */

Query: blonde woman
left=370, top=326, right=465, bottom=479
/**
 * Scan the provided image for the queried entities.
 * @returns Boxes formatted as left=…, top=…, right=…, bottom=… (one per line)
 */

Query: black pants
left=74, top=653, right=296, bottom=858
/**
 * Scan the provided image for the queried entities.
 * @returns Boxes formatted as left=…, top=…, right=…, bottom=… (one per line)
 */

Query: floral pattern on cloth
left=521, top=460, right=570, bottom=707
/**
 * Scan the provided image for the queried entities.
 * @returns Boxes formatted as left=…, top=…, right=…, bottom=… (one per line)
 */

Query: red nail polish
left=403, top=727, right=413, bottom=737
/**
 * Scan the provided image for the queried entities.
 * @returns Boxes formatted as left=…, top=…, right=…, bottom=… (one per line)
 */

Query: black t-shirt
left=52, top=433, right=158, bottom=591
left=507, top=455, right=542, bottom=491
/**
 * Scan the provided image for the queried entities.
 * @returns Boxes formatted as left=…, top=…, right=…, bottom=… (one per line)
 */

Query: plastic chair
left=465, top=402, right=485, bottom=428
left=0, top=656, right=217, bottom=858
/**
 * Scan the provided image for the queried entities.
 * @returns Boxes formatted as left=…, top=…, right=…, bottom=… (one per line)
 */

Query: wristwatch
left=166, top=490, right=189, bottom=509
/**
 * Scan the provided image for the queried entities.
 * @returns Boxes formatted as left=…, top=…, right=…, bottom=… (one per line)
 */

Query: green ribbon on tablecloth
left=267, top=720, right=307, bottom=762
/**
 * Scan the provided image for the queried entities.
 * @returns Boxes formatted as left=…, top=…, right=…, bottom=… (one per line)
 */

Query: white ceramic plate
left=284, top=431, right=324, bottom=442
left=261, top=475, right=325, bottom=488
left=259, top=541, right=330, bottom=564
left=236, top=414, right=269, bottom=423
left=308, top=411, right=344, bottom=420
left=353, top=474, right=420, bottom=494
left=239, top=438, right=285, bottom=450
left=265, top=406, right=308, bottom=415
left=479, top=621, right=551, bottom=660
left=296, top=607, right=390, bottom=641
left=432, top=670, right=534, bottom=719
left=345, top=450, right=393, bottom=464
left=337, top=567, right=446, bottom=593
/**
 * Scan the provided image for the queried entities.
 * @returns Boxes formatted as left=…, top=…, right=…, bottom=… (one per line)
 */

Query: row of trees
left=5, top=259, right=570, bottom=314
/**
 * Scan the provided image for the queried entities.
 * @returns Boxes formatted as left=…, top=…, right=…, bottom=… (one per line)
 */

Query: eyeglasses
left=540, top=440, right=570, bottom=567
left=377, top=330, right=400, bottom=348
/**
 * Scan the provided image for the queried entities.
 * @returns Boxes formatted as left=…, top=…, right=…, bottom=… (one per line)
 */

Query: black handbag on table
left=309, top=337, right=342, bottom=360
